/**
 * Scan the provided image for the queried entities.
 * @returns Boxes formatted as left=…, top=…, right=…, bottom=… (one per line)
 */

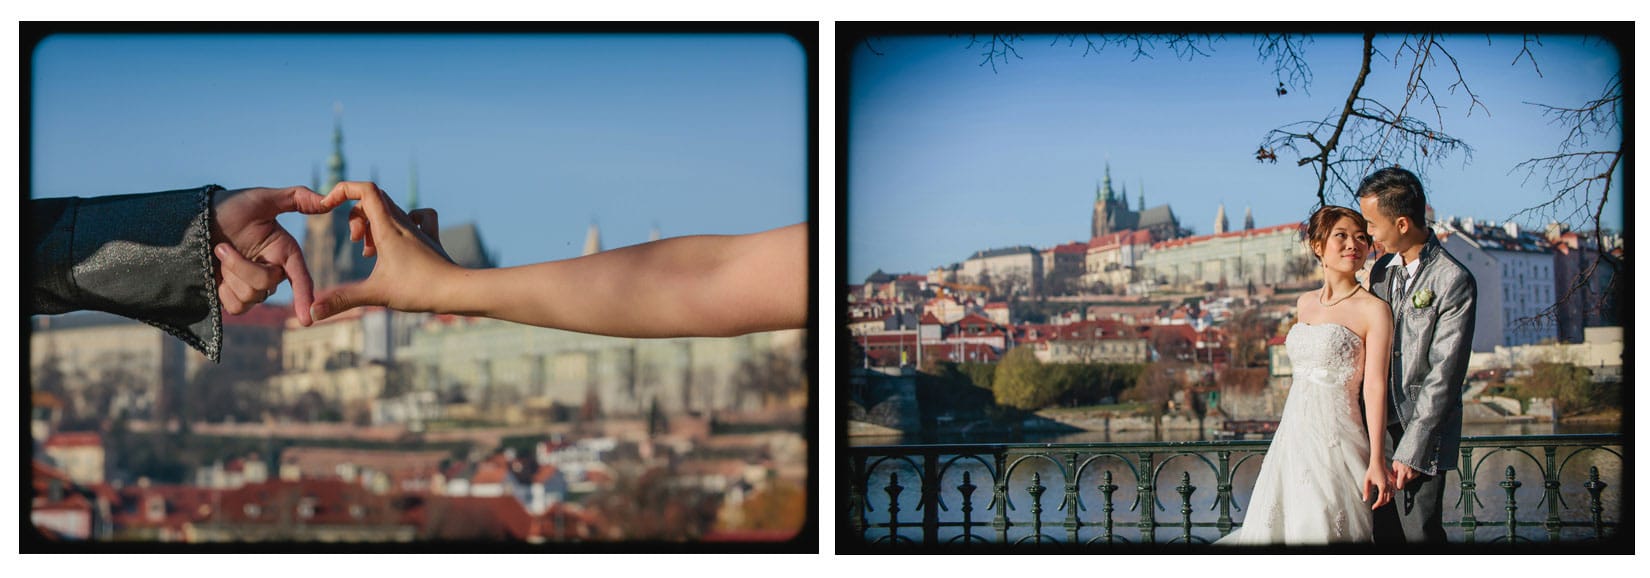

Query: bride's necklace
left=1318, top=284, right=1362, bottom=308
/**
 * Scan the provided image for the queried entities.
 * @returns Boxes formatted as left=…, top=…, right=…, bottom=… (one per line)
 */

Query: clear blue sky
left=31, top=33, right=808, bottom=305
left=847, top=34, right=1624, bottom=282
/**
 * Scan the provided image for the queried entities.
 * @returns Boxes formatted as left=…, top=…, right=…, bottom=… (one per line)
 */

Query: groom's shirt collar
left=1387, top=234, right=1432, bottom=294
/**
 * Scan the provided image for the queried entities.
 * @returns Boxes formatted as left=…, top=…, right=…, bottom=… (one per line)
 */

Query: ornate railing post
left=1457, top=446, right=1478, bottom=543
left=1098, top=470, right=1119, bottom=544
left=921, top=452, right=940, bottom=547
left=1027, top=472, right=1047, bottom=545
left=958, top=471, right=979, bottom=545
left=1500, top=466, right=1522, bottom=542
left=1175, top=471, right=1196, bottom=544
left=991, top=452, right=1009, bottom=543
left=848, top=455, right=867, bottom=541
left=1136, top=451, right=1156, bottom=544
left=1584, top=466, right=1607, bottom=541
left=1061, top=452, right=1083, bottom=544
left=1541, top=446, right=1562, bottom=542
left=1215, top=449, right=1234, bottom=536
left=885, top=472, right=905, bottom=544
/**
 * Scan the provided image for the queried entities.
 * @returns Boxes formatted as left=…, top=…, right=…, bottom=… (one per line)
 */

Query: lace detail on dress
left=1216, top=322, right=1378, bottom=545
left=1283, top=323, right=1368, bottom=443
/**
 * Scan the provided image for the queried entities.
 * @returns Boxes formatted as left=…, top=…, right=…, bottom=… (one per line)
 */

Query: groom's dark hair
left=1356, top=166, right=1428, bottom=227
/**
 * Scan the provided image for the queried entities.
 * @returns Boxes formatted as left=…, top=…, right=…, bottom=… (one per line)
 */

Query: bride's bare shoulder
left=1352, top=291, right=1393, bottom=324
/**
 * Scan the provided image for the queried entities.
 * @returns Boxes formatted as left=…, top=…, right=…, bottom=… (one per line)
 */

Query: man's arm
left=29, top=187, right=225, bottom=360
left=1392, top=270, right=1476, bottom=475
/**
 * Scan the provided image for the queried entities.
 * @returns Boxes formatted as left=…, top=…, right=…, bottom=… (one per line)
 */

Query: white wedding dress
left=1217, top=322, right=1376, bottom=545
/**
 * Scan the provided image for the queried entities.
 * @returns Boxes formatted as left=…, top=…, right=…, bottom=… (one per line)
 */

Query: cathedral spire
left=1102, top=162, right=1114, bottom=202
left=1138, top=179, right=1145, bottom=211
left=1214, top=203, right=1229, bottom=235
left=1244, top=205, right=1255, bottom=231
left=325, top=102, right=347, bottom=193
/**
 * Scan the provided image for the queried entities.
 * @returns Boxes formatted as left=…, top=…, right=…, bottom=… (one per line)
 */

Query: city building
left=43, top=431, right=106, bottom=485
left=1083, top=229, right=1154, bottom=293
left=1139, top=222, right=1307, bottom=292
left=1437, top=218, right=1559, bottom=351
left=395, top=316, right=805, bottom=418
left=30, top=312, right=187, bottom=423
left=1022, top=319, right=1149, bottom=364
left=1041, top=241, right=1088, bottom=295
left=1547, top=225, right=1623, bottom=343
left=961, top=246, right=1042, bottom=297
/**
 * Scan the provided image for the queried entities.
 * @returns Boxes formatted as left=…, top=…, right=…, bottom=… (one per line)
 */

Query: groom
left=1357, top=167, right=1477, bottom=544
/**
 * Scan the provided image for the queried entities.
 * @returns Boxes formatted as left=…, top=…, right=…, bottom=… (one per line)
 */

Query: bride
left=1217, top=205, right=1395, bottom=545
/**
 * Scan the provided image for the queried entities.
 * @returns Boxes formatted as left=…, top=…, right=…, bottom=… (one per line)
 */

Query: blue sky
left=31, top=33, right=808, bottom=304
left=847, top=34, right=1624, bottom=282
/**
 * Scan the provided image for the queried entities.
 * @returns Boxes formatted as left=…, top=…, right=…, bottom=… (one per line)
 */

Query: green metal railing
left=844, top=434, right=1622, bottom=548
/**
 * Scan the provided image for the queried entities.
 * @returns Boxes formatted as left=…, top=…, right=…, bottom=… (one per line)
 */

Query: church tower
left=1091, top=163, right=1117, bottom=239
left=1244, top=205, right=1255, bottom=231
left=1214, top=203, right=1229, bottom=235
left=306, top=104, right=350, bottom=292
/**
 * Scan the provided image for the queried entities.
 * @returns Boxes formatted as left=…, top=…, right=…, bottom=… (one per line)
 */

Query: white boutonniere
left=1412, top=288, right=1436, bottom=309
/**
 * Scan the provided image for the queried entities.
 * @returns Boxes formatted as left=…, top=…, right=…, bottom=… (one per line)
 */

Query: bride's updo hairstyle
left=1302, top=205, right=1368, bottom=263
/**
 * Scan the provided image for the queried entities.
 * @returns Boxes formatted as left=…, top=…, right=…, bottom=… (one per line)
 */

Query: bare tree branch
left=862, top=36, right=885, bottom=57
left=1511, top=34, right=1544, bottom=77
left=965, top=34, right=1025, bottom=73
left=1255, top=34, right=1313, bottom=96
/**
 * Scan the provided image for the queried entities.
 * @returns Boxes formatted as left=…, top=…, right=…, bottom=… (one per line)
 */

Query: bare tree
left=887, top=31, right=1622, bottom=323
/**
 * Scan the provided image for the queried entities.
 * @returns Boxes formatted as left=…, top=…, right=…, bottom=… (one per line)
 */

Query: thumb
left=311, top=281, right=375, bottom=322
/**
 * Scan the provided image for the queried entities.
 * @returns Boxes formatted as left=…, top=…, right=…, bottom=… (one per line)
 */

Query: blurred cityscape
left=847, top=166, right=1623, bottom=443
left=29, top=119, right=809, bottom=544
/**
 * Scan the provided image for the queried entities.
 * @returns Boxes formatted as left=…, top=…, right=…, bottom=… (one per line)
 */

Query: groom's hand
left=211, top=186, right=331, bottom=326
left=1391, top=460, right=1417, bottom=489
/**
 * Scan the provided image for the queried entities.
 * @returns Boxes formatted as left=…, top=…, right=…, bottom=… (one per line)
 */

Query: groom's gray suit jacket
left=1367, top=235, right=1476, bottom=476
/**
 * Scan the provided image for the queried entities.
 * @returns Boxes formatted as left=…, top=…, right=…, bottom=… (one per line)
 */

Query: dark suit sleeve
left=1393, top=269, right=1476, bottom=475
left=29, top=186, right=225, bottom=362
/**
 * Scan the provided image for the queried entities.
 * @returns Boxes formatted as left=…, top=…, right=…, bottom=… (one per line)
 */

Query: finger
left=219, top=274, right=259, bottom=313
left=312, top=281, right=373, bottom=322
left=278, top=185, right=328, bottom=215
left=349, top=205, right=367, bottom=242
left=215, top=244, right=282, bottom=290
left=410, top=208, right=440, bottom=244
left=218, top=280, right=248, bottom=315
left=281, top=237, right=316, bottom=327
left=327, top=181, right=400, bottom=229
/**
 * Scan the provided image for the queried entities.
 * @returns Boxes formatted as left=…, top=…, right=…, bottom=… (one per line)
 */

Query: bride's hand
left=1362, top=463, right=1393, bottom=510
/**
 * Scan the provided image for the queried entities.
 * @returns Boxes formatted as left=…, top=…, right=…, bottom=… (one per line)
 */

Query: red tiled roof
left=409, top=495, right=534, bottom=541
left=919, top=312, right=942, bottom=325
left=44, top=431, right=102, bottom=448
left=1152, top=222, right=1302, bottom=250
left=32, top=391, right=64, bottom=409
left=214, top=479, right=391, bottom=527
left=1050, top=242, right=1088, bottom=255
left=896, top=274, right=926, bottom=282
left=983, top=302, right=1008, bottom=309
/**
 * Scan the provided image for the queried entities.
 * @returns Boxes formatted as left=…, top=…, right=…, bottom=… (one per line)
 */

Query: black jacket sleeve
left=29, top=185, right=225, bottom=362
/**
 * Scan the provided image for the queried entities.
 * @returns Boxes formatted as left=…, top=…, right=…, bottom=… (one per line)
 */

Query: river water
left=850, top=421, right=1624, bottom=545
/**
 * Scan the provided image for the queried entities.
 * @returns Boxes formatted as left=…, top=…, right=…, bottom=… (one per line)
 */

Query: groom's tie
left=1390, top=263, right=1409, bottom=302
